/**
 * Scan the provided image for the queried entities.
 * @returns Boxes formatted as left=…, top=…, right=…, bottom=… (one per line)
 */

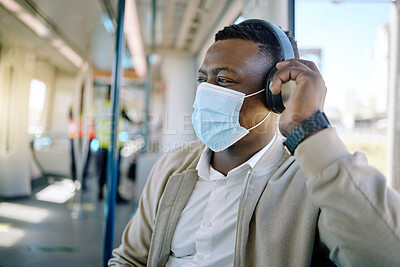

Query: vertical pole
left=142, top=57, right=151, bottom=153
left=142, top=0, right=155, bottom=153
left=151, top=0, right=157, bottom=51
left=71, top=69, right=85, bottom=220
left=103, top=0, right=125, bottom=265
left=6, top=67, right=13, bottom=152
left=388, top=0, right=400, bottom=192
left=288, top=0, right=295, bottom=37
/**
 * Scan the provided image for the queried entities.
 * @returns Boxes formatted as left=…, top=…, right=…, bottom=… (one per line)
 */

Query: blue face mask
left=192, top=82, right=270, bottom=152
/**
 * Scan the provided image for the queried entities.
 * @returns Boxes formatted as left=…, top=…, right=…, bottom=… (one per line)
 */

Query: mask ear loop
left=244, top=88, right=266, bottom=98
left=244, top=88, right=269, bottom=131
left=248, top=112, right=270, bottom=131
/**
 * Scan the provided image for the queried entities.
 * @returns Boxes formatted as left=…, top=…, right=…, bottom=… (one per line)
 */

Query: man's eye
left=197, top=77, right=207, bottom=83
left=217, top=77, right=231, bottom=83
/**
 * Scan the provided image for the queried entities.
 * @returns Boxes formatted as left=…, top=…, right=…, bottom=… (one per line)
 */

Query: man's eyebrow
left=198, top=69, right=207, bottom=76
left=197, top=67, right=238, bottom=75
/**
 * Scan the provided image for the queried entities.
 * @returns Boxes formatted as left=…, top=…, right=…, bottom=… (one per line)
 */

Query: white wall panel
left=0, top=47, right=31, bottom=197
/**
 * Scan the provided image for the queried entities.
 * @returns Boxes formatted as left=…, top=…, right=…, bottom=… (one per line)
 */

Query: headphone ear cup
left=265, top=68, right=275, bottom=111
left=265, top=67, right=285, bottom=114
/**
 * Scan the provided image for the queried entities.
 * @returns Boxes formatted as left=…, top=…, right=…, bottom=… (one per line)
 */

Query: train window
left=295, top=0, right=390, bottom=175
left=28, top=79, right=47, bottom=134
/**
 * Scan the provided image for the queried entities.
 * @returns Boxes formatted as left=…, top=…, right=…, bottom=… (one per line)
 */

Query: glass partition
left=296, top=0, right=390, bottom=175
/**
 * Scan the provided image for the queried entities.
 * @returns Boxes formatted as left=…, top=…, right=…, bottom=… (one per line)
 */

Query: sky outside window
left=295, top=0, right=391, bottom=174
left=296, top=0, right=390, bottom=114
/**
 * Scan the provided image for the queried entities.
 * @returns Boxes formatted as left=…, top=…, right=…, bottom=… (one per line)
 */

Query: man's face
left=198, top=39, right=273, bottom=131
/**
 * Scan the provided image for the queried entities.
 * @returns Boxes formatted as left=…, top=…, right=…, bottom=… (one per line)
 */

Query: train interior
left=0, top=0, right=398, bottom=266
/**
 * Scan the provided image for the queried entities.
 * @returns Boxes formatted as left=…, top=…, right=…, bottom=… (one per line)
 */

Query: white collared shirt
left=166, top=133, right=277, bottom=267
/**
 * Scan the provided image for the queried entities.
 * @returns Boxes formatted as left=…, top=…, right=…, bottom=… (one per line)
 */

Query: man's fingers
left=270, top=59, right=321, bottom=94
left=276, top=59, right=320, bottom=73
left=272, top=59, right=327, bottom=135
left=270, top=67, right=313, bottom=94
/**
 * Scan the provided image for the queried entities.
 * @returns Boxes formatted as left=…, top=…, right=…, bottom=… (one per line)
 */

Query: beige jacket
left=109, top=128, right=400, bottom=267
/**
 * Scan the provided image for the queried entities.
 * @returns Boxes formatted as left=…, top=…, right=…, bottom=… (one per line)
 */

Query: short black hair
left=215, top=20, right=299, bottom=69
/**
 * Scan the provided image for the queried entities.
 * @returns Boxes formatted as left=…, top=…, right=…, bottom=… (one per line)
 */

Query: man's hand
left=269, top=59, right=327, bottom=137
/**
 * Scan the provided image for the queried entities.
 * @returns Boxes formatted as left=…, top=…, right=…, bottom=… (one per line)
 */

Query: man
left=69, top=106, right=95, bottom=190
left=97, top=86, right=130, bottom=202
left=109, top=20, right=400, bottom=266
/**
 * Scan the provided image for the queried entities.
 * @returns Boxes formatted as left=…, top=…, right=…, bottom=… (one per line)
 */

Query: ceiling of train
left=0, top=0, right=232, bottom=75
left=0, top=0, right=104, bottom=73
left=0, top=7, right=78, bottom=71
left=135, top=0, right=229, bottom=55
left=32, top=0, right=102, bottom=55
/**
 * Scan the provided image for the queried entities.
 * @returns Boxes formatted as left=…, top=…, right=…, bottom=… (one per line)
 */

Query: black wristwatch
left=283, top=110, right=331, bottom=155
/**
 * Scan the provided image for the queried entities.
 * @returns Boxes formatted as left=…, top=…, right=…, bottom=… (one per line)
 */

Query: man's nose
left=205, top=78, right=218, bottom=86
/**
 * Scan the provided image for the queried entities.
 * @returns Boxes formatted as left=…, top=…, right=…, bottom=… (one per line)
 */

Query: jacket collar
left=252, top=132, right=290, bottom=177
left=185, top=132, right=290, bottom=177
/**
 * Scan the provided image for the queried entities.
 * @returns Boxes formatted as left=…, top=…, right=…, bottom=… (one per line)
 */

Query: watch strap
left=283, top=110, right=331, bottom=155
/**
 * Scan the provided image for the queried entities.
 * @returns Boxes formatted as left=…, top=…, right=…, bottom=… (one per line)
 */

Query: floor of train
left=0, top=174, right=137, bottom=267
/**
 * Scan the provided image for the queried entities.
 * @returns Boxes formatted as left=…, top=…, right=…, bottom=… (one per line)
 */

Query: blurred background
left=0, top=0, right=399, bottom=266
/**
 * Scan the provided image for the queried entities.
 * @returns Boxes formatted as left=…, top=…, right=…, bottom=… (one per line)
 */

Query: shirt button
left=201, top=221, right=211, bottom=229
left=196, top=255, right=204, bottom=261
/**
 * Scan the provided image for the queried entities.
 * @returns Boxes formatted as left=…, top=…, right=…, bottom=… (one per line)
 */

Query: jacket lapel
left=149, top=169, right=198, bottom=266
left=235, top=134, right=291, bottom=266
